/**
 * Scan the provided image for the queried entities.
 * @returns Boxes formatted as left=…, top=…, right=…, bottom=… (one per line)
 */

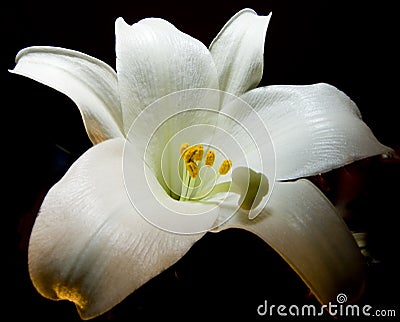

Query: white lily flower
left=11, top=8, right=391, bottom=320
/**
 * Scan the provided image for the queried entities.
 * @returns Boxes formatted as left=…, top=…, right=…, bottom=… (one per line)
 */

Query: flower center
left=178, top=142, right=232, bottom=202
left=122, top=88, right=276, bottom=232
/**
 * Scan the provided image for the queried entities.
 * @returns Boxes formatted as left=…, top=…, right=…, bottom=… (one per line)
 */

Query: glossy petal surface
left=29, top=139, right=203, bottom=319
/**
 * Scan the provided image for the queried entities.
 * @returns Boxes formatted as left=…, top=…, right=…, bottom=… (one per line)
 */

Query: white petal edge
left=209, top=9, right=272, bottom=96
left=115, top=17, right=219, bottom=133
left=28, top=138, right=203, bottom=319
left=10, top=46, right=124, bottom=144
left=239, top=83, right=391, bottom=180
left=215, top=179, right=366, bottom=305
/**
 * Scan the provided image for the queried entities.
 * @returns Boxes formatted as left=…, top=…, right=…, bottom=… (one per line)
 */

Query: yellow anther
left=192, top=145, right=204, bottom=161
left=219, top=159, right=232, bottom=175
left=183, top=146, right=196, bottom=162
left=186, top=161, right=199, bottom=178
left=180, top=142, right=189, bottom=155
left=205, top=150, right=215, bottom=166
left=183, top=144, right=204, bottom=163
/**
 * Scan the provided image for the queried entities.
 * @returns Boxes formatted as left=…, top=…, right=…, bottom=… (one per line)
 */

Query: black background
left=2, top=0, right=399, bottom=321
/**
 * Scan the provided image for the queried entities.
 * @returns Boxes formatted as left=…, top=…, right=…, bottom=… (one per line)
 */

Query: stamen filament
left=180, top=158, right=189, bottom=201
left=186, top=175, right=197, bottom=200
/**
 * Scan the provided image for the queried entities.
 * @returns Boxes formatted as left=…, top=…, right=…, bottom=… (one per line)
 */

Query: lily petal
left=10, top=46, right=123, bottom=144
left=215, top=179, right=365, bottom=305
left=28, top=138, right=202, bottom=319
left=209, top=9, right=271, bottom=96
left=115, top=17, right=219, bottom=133
left=240, top=83, right=391, bottom=180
